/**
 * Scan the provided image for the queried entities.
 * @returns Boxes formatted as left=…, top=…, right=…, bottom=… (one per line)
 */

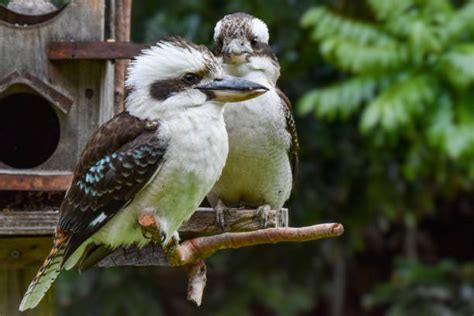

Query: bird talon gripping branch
left=256, top=204, right=271, bottom=228
left=214, top=199, right=231, bottom=231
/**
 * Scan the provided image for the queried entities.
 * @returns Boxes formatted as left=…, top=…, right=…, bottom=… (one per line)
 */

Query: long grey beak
left=197, top=77, right=268, bottom=103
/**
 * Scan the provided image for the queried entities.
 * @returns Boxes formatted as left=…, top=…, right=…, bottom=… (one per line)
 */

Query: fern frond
left=367, top=0, right=414, bottom=20
left=360, top=73, right=437, bottom=133
left=439, top=44, right=474, bottom=88
left=385, top=14, right=442, bottom=53
left=301, top=7, right=394, bottom=45
left=319, top=38, right=408, bottom=74
left=297, top=76, right=392, bottom=119
left=444, top=124, right=474, bottom=159
left=419, top=0, right=453, bottom=13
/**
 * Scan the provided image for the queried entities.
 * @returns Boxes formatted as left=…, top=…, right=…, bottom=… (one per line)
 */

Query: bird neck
left=223, top=56, right=280, bottom=87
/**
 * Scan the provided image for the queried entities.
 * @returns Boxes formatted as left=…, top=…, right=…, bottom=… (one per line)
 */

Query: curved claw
left=256, top=204, right=271, bottom=229
left=214, top=200, right=231, bottom=231
left=162, top=231, right=180, bottom=254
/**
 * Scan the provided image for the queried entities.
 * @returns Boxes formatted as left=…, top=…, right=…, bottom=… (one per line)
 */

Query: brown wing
left=57, top=111, right=168, bottom=263
left=276, top=88, right=299, bottom=187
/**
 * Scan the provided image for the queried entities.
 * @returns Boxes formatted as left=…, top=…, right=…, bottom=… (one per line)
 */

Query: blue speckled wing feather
left=57, top=112, right=168, bottom=263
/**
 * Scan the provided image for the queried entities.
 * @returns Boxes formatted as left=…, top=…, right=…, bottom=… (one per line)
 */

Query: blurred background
left=3, top=0, right=474, bottom=315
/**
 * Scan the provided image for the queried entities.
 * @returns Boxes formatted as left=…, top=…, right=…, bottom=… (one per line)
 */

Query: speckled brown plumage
left=276, top=88, right=299, bottom=183
left=213, top=13, right=277, bottom=63
left=58, top=111, right=168, bottom=262
left=213, top=13, right=255, bottom=52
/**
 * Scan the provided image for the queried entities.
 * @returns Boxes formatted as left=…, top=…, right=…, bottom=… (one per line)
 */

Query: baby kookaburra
left=208, top=13, right=299, bottom=227
left=19, top=37, right=267, bottom=311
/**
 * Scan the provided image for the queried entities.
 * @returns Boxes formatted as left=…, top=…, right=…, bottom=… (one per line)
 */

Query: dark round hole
left=0, top=93, right=60, bottom=169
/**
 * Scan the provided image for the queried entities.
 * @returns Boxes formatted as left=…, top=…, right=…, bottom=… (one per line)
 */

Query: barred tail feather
left=19, top=242, right=67, bottom=311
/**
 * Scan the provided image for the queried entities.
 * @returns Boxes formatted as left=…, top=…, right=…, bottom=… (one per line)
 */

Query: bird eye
left=182, top=73, right=200, bottom=85
left=251, top=37, right=258, bottom=47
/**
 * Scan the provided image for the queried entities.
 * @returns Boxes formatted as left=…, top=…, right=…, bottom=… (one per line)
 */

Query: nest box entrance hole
left=0, top=92, right=60, bottom=169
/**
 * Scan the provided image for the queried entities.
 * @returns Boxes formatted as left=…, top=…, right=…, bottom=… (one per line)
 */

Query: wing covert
left=57, top=112, right=168, bottom=261
left=276, top=88, right=299, bottom=183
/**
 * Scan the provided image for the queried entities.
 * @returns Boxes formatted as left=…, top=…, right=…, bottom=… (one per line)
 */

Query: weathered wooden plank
left=0, top=237, right=53, bottom=315
left=0, top=212, right=58, bottom=235
left=48, top=41, right=149, bottom=60
left=0, top=172, right=73, bottom=191
left=0, top=267, right=54, bottom=316
left=0, top=237, right=52, bottom=269
left=0, top=71, right=74, bottom=114
left=0, top=208, right=289, bottom=236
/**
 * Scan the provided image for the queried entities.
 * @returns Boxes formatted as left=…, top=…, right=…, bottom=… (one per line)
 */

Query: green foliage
left=25, top=1, right=470, bottom=315
left=300, top=0, right=474, bottom=176
left=364, top=258, right=474, bottom=315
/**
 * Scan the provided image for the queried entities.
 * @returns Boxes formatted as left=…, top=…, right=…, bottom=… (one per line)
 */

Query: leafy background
left=1, top=0, right=472, bottom=315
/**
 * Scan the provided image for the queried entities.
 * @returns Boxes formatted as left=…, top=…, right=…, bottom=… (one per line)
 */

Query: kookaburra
left=19, top=37, right=267, bottom=311
left=207, top=13, right=299, bottom=226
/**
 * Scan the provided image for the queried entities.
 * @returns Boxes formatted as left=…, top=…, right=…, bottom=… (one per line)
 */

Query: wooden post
left=113, top=0, right=132, bottom=114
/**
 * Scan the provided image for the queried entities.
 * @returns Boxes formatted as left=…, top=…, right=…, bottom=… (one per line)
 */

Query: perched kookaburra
left=207, top=13, right=299, bottom=226
left=19, top=37, right=267, bottom=311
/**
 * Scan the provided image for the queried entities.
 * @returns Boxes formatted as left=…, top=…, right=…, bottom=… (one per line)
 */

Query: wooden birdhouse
left=0, top=0, right=141, bottom=314
left=0, top=0, right=135, bottom=191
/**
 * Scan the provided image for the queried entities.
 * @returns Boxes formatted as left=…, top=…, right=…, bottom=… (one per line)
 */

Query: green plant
left=299, top=0, right=474, bottom=178
left=363, top=258, right=474, bottom=316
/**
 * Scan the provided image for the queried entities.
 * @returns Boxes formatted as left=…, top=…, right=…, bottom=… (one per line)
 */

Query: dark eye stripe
left=149, top=74, right=203, bottom=101
left=149, top=79, right=188, bottom=101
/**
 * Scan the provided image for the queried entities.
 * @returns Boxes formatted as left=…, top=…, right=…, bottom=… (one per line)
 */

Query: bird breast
left=93, top=103, right=229, bottom=248
left=209, top=88, right=293, bottom=209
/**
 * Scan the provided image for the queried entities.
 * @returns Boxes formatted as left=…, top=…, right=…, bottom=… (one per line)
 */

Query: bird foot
left=214, top=200, right=231, bottom=231
left=161, top=231, right=180, bottom=254
left=142, top=230, right=153, bottom=239
left=256, top=204, right=271, bottom=228
left=139, top=212, right=160, bottom=240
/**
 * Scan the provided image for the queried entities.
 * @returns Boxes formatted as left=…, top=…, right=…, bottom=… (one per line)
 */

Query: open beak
left=197, top=77, right=268, bottom=103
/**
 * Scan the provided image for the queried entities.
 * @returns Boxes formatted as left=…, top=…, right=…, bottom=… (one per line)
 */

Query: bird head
left=213, top=13, right=280, bottom=82
left=125, top=37, right=268, bottom=120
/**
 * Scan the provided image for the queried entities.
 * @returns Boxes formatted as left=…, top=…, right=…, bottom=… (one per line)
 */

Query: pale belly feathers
left=91, top=108, right=228, bottom=250
left=208, top=89, right=293, bottom=209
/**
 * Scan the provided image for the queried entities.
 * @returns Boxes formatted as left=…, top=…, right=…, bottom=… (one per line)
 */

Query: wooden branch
left=97, top=213, right=343, bottom=267
left=187, top=260, right=206, bottom=306
left=97, top=213, right=343, bottom=306
left=0, top=208, right=288, bottom=236
left=168, top=222, right=344, bottom=266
